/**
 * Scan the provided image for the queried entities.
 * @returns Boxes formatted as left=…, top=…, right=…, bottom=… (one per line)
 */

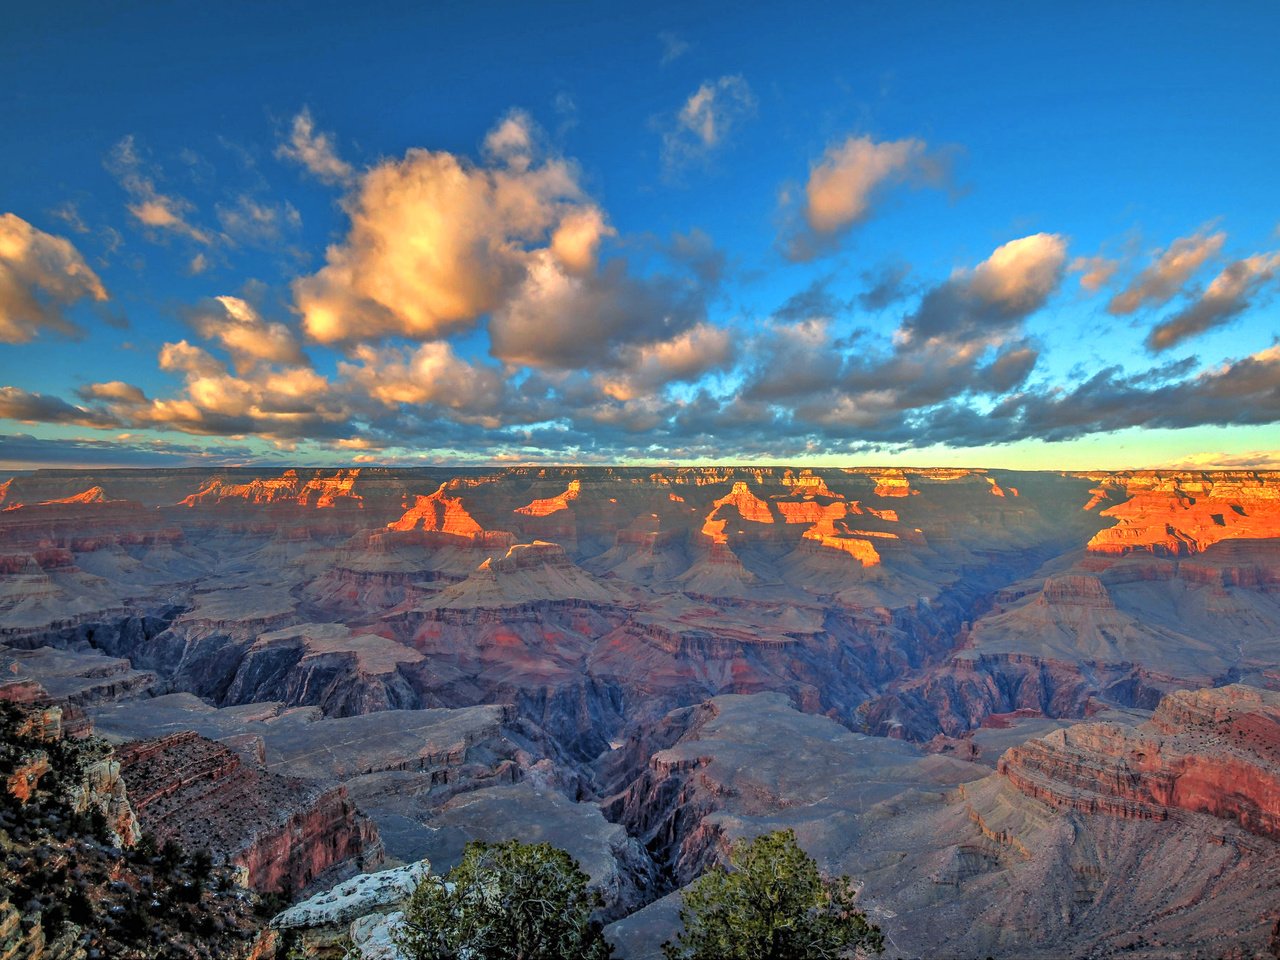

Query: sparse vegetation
left=0, top=698, right=268, bottom=958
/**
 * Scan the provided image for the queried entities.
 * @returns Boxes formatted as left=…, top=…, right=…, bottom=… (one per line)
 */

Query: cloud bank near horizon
left=2, top=105, right=1278, bottom=469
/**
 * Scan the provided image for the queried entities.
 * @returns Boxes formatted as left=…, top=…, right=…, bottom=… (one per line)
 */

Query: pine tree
left=394, top=838, right=615, bottom=960
left=662, top=829, right=884, bottom=960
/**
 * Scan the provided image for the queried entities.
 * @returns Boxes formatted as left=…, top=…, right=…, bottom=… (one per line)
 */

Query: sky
left=1, top=1, right=1279, bottom=471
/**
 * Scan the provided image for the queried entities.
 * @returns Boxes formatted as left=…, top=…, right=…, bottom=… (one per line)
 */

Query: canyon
left=1, top=465, right=1278, bottom=958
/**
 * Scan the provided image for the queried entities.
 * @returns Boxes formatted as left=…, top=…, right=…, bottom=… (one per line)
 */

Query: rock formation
left=515, top=478, right=582, bottom=516
left=999, top=684, right=1280, bottom=838
left=1, top=465, right=1278, bottom=957
left=117, top=731, right=381, bottom=893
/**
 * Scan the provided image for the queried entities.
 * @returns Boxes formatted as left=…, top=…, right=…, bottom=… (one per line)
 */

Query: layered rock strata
left=117, top=731, right=381, bottom=893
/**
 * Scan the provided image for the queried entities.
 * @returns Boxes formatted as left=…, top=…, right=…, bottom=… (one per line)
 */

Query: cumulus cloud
left=130, top=339, right=344, bottom=439
left=731, top=236, right=1059, bottom=443
left=79, top=381, right=148, bottom=405
left=337, top=342, right=509, bottom=423
left=903, top=233, right=1067, bottom=343
left=107, top=137, right=212, bottom=244
left=661, top=76, right=756, bottom=175
left=1145, top=252, right=1280, bottom=351
left=483, top=110, right=538, bottom=171
left=740, top=318, right=844, bottom=405
left=1107, top=228, right=1225, bottom=314
left=294, top=115, right=603, bottom=344
left=189, top=296, right=307, bottom=372
left=782, top=135, right=943, bottom=261
left=595, top=323, right=735, bottom=401
left=276, top=107, right=354, bottom=185
left=550, top=207, right=615, bottom=275
left=0, top=213, right=108, bottom=342
left=488, top=250, right=711, bottom=369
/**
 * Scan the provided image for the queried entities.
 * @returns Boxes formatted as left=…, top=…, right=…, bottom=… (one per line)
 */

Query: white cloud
left=192, top=296, right=306, bottom=373
left=662, top=76, right=755, bottom=174
left=1146, top=251, right=1280, bottom=351
left=596, top=323, right=735, bottom=401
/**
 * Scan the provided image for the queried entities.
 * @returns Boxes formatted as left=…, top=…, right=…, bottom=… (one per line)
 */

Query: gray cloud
left=902, top=233, right=1066, bottom=343
left=1108, top=229, right=1224, bottom=315
left=0, top=388, right=121, bottom=428
left=1145, top=253, right=1280, bottom=351
left=857, top=263, right=913, bottom=311
left=0, top=433, right=258, bottom=469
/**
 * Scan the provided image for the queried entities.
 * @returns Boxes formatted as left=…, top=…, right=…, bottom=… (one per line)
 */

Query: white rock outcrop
left=272, top=860, right=429, bottom=931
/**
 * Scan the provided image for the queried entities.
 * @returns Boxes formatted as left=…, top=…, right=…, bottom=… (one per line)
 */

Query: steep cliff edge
left=117, top=731, right=381, bottom=893
left=0, top=691, right=269, bottom=959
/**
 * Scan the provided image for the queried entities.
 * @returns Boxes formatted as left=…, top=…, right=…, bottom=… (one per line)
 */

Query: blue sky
left=2, top=1, right=1278, bottom=469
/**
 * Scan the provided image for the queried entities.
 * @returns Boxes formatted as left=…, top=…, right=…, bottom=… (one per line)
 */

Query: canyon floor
left=2, top=465, right=1279, bottom=958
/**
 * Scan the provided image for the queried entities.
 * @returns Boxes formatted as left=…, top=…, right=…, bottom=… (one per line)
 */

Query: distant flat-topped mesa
left=0, top=484, right=180, bottom=562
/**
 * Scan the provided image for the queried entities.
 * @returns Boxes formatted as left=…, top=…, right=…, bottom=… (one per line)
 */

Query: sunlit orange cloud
left=294, top=112, right=605, bottom=345
left=0, top=213, right=107, bottom=342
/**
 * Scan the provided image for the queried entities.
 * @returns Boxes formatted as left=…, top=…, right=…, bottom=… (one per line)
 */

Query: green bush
left=662, top=829, right=884, bottom=960
left=394, top=839, right=614, bottom=960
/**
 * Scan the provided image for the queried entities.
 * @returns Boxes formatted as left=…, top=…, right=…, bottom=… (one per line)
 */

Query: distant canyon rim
left=2, top=465, right=1279, bottom=958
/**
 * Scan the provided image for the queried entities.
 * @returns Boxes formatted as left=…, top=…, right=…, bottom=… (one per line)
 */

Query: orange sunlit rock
left=389, top=483, right=484, bottom=536
left=987, top=477, right=1019, bottom=498
left=299, top=469, right=364, bottom=508
left=699, top=481, right=774, bottom=543
left=802, top=517, right=882, bottom=566
left=781, top=471, right=840, bottom=498
left=45, top=486, right=112, bottom=505
left=776, top=499, right=848, bottom=524
left=178, top=469, right=365, bottom=509
left=515, top=479, right=582, bottom=516
left=712, top=481, right=774, bottom=523
left=873, top=472, right=915, bottom=497
left=1087, top=474, right=1280, bottom=555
